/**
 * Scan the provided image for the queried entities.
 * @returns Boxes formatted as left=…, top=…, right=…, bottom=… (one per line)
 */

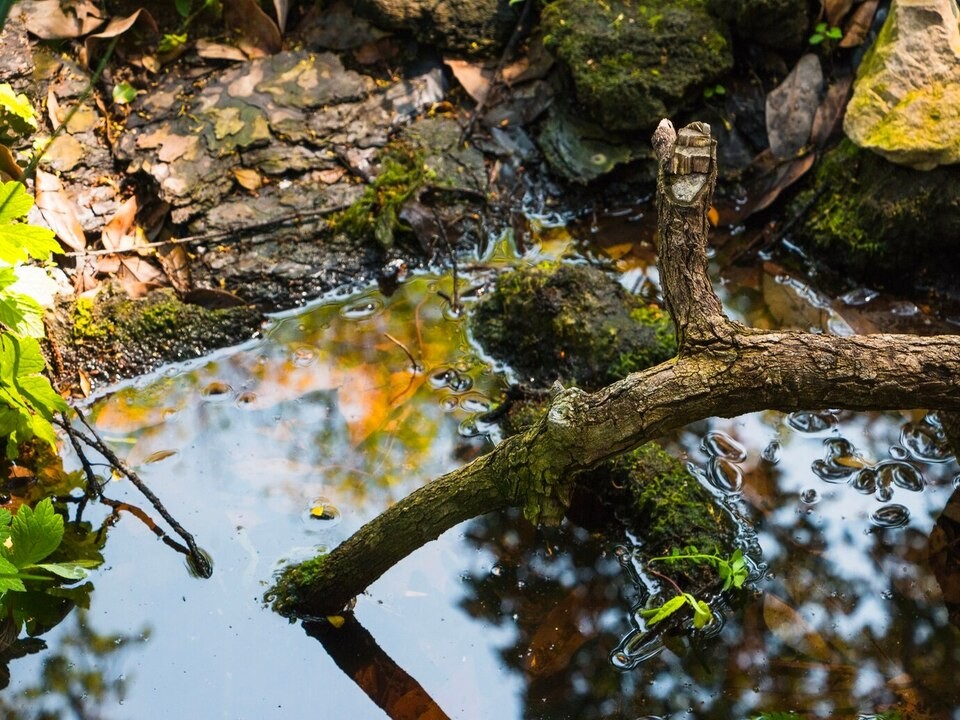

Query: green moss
left=71, top=296, right=112, bottom=342
left=791, top=139, right=960, bottom=288
left=330, top=142, right=430, bottom=248
left=267, top=553, right=329, bottom=620
left=473, top=263, right=677, bottom=390
left=541, top=0, right=732, bottom=131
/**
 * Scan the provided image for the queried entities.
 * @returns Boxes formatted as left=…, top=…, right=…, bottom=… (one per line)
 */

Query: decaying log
left=267, top=120, right=960, bottom=620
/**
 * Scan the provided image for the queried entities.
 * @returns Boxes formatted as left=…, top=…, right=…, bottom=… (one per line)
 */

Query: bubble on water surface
left=460, top=395, right=491, bottom=413
left=840, top=287, right=879, bottom=306
left=853, top=468, right=877, bottom=494
left=800, top=488, right=820, bottom=504
left=291, top=346, right=318, bottom=367
left=870, top=504, right=910, bottom=528
left=812, top=458, right=856, bottom=484
left=875, top=459, right=924, bottom=492
left=761, top=440, right=781, bottom=464
left=786, top=410, right=836, bottom=433
left=428, top=367, right=473, bottom=393
left=234, top=391, right=258, bottom=408
left=889, top=300, right=919, bottom=316
left=706, top=456, right=743, bottom=494
left=889, top=445, right=909, bottom=460
left=701, top=431, right=747, bottom=462
left=901, top=418, right=953, bottom=463
left=200, top=381, right=233, bottom=400
left=340, top=299, right=383, bottom=320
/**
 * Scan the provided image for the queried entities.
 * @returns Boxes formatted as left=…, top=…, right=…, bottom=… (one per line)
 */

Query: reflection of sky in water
left=5, top=241, right=960, bottom=718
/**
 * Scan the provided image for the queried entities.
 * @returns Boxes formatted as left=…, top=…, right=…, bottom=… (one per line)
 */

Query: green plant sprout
left=703, top=84, right=726, bottom=100
left=809, top=22, right=843, bottom=45
left=639, top=547, right=748, bottom=629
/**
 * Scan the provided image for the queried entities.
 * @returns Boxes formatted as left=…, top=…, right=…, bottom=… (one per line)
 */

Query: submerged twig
left=99, top=495, right=197, bottom=562
left=384, top=332, right=420, bottom=372
left=53, top=410, right=213, bottom=578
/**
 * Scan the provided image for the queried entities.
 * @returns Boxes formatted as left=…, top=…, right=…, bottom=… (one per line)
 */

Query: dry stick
left=60, top=204, right=351, bottom=258
left=99, top=495, right=196, bottom=560
left=54, top=411, right=213, bottom=578
left=268, top=120, right=960, bottom=619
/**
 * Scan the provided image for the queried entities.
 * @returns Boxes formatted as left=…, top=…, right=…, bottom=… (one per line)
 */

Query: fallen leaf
left=810, top=76, right=853, bottom=148
left=143, top=449, right=177, bottom=464
left=444, top=58, right=493, bottom=104
left=156, top=241, right=191, bottom=295
left=224, top=0, right=282, bottom=58
left=183, top=287, right=248, bottom=309
left=34, top=170, right=87, bottom=251
left=78, top=368, right=92, bottom=397
left=232, top=167, right=263, bottom=191
left=101, top=195, right=138, bottom=250
left=0, top=145, right=24, bottom=181
left=272, top=0, right=290, bottom=32
left=195, top=39, right=248, bottom=62
left=840, top=0, right=880, bottom=47
left=763, top=593, right=835, bottom=662
left=824, top=0, right=855, bottom=27
left=715, top=152, right=815, bottom=224
left=84, top=9, right=159, bottom=69
left=20, top=0, right=104, bottom=39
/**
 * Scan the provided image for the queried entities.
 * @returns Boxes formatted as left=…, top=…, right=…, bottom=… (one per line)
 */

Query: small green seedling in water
left=809, top=22, right=843, bottom=45
left=639, top=547, right=749, bottom=628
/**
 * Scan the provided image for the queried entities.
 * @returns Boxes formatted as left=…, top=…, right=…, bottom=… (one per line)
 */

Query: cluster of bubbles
left=687, top=430, right=748, bottom=496
left=800, top=412, right=955, bottom=529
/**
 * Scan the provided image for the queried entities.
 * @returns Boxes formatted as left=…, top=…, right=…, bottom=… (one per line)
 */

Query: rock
left=350, top=0, right=521, bottom=54
left=472, top=263, right=677, bottom=390
left=844, top=0, right=960, bottom=170
left=541, top=0, right=733, bottom=132
left=707, top=0, right=810, bottom=50
left=766, top=54, right=823, bottom=160
left=791, top=139, right=960, bottom=294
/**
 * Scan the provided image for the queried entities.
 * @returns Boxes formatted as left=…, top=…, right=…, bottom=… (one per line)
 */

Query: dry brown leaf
left=0, top=145, right=23, bottom=181
left=232, top=167, right=263, bottom=192
left=77, top=369, right=92, bottom=398
left=766, top=54, right=823, bottom=160
left=763, top=593, right=835, bottom=662
left=183, top=287, right=249, bottom=309
left=444, top=58, right=493, bottom=104
left=157, top=242, right=191, bottom=295
left=823, top=0, right=855, bottom=27
left=84, top=8, right=159, bottom=68
left=101, top=195, right=138, bottom=250
left=34, top=170, right=87, bottom=251
left=224, top=0, right=282, bottom=58
left=195, top=39, right=248, bottom=62
left=715, top=152, right=815, bottom=225
left=840, top=0, right=880, bottom=47
left=20, top=0, right=104, bottom=39
left=810, top=76, right=854, bottom=148
left=272, top=0, right=290, bottom=32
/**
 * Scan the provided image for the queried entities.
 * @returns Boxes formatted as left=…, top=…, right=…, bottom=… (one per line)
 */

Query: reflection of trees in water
left=0, top=610, right=149, bottom=720
left=457, top=488, right=960, bottom=718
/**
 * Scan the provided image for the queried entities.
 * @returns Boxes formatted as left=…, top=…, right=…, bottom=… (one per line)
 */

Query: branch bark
left=268, top=120, right=960, bottom=619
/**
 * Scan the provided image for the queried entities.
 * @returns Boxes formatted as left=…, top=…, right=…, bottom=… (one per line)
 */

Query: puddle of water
left=5, top=221, right=960, bottom=719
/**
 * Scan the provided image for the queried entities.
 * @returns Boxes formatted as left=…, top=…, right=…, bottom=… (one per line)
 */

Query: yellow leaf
left=763, top=592, right=834, bottom=662
left=326, top=615, right=345, bottom=628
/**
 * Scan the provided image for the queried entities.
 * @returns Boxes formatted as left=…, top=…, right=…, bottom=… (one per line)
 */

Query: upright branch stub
left=653, top=120, right=731, bottom=349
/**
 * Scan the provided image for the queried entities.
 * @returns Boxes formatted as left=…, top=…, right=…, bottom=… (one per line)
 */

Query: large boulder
left=791, top=139, right=960, bottom=292
left=844, top=0, right=960, bottom=170
left=350, top=0, right=521, bottom=54
left=541, top=0, right=733, bottom=132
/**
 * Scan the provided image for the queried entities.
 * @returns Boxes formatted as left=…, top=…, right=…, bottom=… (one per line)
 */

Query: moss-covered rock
left=541, top=0, right=733, bottom=132
left=52, top=287, right=263, bottom=388
left=706, top=0, right=810, bottom=50
left=473, top=263, right=676, bottom=390
left=790, top=139, right=960, bottom=291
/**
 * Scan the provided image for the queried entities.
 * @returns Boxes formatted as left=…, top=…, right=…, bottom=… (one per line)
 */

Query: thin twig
left=53, top=410, right=213, bottom=578
left=99, top=495, right=196, bottom=560
left=384, top=333, right=420, bottom=372
left=59, top=411, right=102, bottom=523
left=59, top=204, right=350, bottom=258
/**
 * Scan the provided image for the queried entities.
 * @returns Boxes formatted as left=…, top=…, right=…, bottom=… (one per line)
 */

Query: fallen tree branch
left=267, top=120, right=960, bottom=619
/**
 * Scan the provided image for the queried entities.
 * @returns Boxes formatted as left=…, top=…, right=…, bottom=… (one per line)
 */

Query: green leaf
left=0, top=555, right=25, bottom=593
left=112, top=82, right=138, bottom=105
left=0, top=83, right=38, bottom=140
left=158, top=33, right=188, bottom=53
left=174, top=0, right=193, bottom=17
left=9, top=498, right=64, bottom=568
left=639, top=594, right=687, bottom=626
left=0, top=290, right=44, bottom=337
left=690, top=597, right=713, bottom=629
left=19, top=375, right=69, bottom=417
left=0, top=222, right=59, bottom=264
left=29, top=561, right=92, bottom=580
left=809, top=33, right=824, bottom=45
left=0, top=180, right=34, bottom=224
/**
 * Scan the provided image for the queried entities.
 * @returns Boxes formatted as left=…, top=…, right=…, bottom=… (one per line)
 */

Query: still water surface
left=5, top=228, right=960, bottom=719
